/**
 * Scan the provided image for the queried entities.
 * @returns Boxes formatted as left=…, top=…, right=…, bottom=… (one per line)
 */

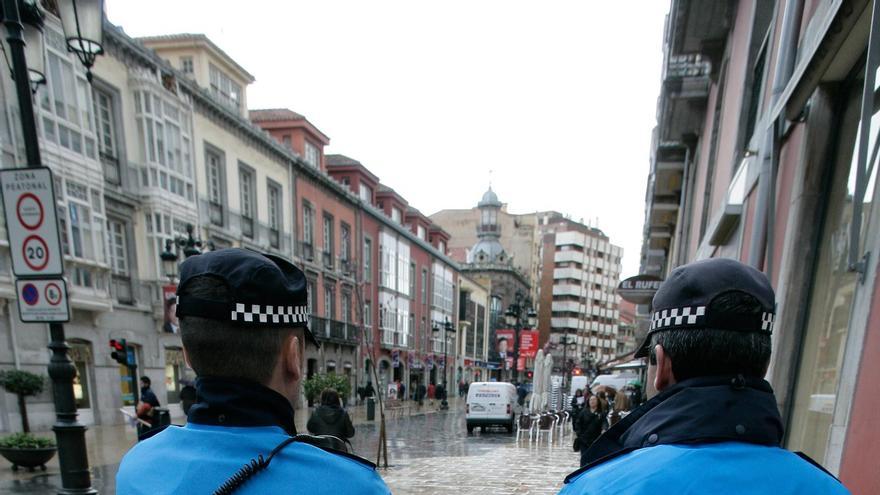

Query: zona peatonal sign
left=0, top=168, right=64, bottom=277
left=617, top=274, right=663, bottom=305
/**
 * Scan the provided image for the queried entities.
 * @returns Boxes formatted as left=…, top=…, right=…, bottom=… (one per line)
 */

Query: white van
left=466, top=382, right=517, bottom=433
left=569, top=375, right=589, bottom=397
left=590, top=373, right=639, bottom=392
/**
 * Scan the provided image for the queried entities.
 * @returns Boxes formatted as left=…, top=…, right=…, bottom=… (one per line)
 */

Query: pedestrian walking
left=559, top=258, right=849, bottom=494
left=427, top=382, right=436, bottom=405
left=570, top=389, right=585, bottom=417
left=459, top=379, right=466, bottom=397
left=364, top=381, right=375, bottom=399
left=573, top=395, right=603, bottom=466
left=516, top=382, right=528, bottom=407
left=416, top=381, right=427, bottom=407
left=116, top=249, right=388, bottom=494
left=307, top=389, right=355, bottom=442
left=137, top=376, right=161, bottom=437
left=398, top=380, right=406, bottom=402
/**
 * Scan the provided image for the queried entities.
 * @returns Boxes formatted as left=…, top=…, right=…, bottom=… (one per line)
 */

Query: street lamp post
left=1, top=1, right=105, bottom=493
left=160, top=224, right=203, bottom=280
left=503, top=290, right=536, bottom=382
left=432, top=318, right=453, bottom=410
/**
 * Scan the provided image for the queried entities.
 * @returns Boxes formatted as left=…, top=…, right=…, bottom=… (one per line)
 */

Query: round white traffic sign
left=45, top=282, right=63, bottom=306
left=15, top=192, right=44, bottom=231
left=22, top=235, right=49, bottom=271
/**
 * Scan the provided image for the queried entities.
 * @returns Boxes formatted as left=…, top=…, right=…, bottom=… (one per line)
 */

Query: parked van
left=466, top=382, right=517, bottom=433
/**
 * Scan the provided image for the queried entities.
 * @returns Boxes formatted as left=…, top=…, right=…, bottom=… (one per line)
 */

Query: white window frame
left=134, top=89, right=194, bottom=202
left=39, top=27, right=98, bottom=161
left=106, top=218, right=129, bottom=275
left=305, top=141, right=320, bottom=168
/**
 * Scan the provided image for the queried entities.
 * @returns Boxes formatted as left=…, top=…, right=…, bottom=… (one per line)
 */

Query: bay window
left=134, top=89, right=194, bottom=203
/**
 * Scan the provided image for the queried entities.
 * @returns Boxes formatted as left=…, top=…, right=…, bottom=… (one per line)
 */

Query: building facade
left=640, top=1, right=880, bottom=490
left=536, top=218, right=623, bottom=372
left=430, top=201, right=548, bottom=305
left=0, top=17, right=462, bottom=432
left=457, top=276, right=491, bottom=383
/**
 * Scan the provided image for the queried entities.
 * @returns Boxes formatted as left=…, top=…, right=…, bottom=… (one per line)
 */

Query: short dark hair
left=649, top=291, right=771, bottom=381
left=320, top=388, right=340, bottom=407
left=140, top=376, right=151, bottom=386
left=179, top=275, right=299, bottom=384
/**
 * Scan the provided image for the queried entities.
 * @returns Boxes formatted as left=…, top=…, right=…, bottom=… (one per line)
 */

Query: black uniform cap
left=634, top=258, right=775, bottom=358
left=175, top=248, right=318, bottom=346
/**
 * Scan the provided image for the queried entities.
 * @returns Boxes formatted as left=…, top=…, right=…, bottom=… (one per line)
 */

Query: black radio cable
left=212, top=437, right=298, bottom=495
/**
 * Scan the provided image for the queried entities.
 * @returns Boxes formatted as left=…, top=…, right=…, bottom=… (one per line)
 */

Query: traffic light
left=110, top=339, right=128, bottom=365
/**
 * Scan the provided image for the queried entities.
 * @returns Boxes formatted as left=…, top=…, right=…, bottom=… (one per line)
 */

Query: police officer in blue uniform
left=117, top=248, right=389, bottom=494
left=559, top=258, right=850, bottom=495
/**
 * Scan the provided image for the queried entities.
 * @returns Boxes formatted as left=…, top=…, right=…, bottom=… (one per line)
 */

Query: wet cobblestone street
left=0, top=400, right=578, bottom=494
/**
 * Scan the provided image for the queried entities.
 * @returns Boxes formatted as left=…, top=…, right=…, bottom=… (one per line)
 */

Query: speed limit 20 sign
left=0, top=168, right=64, bottom=277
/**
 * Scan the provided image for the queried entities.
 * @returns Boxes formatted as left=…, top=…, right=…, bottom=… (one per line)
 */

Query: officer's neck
left=190, top=377, right=298, bottom=435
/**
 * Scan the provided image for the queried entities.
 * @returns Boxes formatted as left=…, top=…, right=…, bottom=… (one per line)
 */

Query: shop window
left=165, top=348, right=186, bottom=404
left=787, top=80, right=880, bottom=461
left=69, top=340, right=92, bottom=410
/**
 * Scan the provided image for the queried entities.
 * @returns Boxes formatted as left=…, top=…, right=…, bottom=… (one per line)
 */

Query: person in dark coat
left=307, top=389, right=355, bottom=441
left=364, top=381, right=375, bottom=398
left=516, top=382, right=528, bottom=407
left=574, top=395, right=603, bottom=466
left=570, top=389, right=585, bottom=417
left=416, top=382, right=427, bottom=407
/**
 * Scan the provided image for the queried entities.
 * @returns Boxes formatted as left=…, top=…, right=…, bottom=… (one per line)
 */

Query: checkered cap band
left=230, top=303, right=309, bottom=325
left=650, top=306, right=776, bottom=334
left=761, top=312, right=774, bottom=333
left=651, top=306, right=706, bottom=331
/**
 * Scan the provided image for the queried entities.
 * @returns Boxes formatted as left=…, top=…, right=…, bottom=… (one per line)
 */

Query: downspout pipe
left=748, top=0, right=805, bottom=271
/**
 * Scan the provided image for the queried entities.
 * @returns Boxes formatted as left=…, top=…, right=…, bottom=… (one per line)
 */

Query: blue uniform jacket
left=117, top=377, right=389, bottom=495
left=560, top=376, right=850, bottom=495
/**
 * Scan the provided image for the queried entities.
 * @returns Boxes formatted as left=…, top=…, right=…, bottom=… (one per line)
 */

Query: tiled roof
left=136, top=33, right=255, bottom=82
left=326, top=154, right=362, bottom=166
left=249, top=108, right=306, bottom=122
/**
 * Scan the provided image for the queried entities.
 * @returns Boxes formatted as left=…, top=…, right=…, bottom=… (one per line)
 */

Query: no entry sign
left=0, top=168, right=64, bottom=277
left=15, top=278, right=69, bottom=323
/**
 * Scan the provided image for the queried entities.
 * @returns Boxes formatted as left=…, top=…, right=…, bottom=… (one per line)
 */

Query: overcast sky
left=107, top=1, right=668, bottom=277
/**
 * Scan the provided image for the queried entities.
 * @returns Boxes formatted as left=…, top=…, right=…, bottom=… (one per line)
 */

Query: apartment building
left=641, top=1, right=880, bottom=488
left=317, top=155, right=459, bottom=395
left=536, top=218, right=623, bottom=370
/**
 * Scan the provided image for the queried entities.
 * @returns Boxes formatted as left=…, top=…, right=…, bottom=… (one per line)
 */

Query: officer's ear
left=653, top=344, right=676, bottom=392
left=282, top=334, right=302, bottom=383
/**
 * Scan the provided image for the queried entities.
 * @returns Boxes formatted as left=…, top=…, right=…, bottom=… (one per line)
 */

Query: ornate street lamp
left=1, top=1, right=46, bottom=91
left=56, top=0, right=104, bottom=82
left=160, top=225, right=203, bottom=282
left=160, top=240, right=178, bottom=281
left=432, top=318, right=454, bottom=410
left=504, top=290, right=535, bottom=382
left=527, top=308, right=537, bottom=328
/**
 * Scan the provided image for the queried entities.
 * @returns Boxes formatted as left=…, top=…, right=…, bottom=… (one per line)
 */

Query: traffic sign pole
left=1, top=1, right=94, bottom=492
